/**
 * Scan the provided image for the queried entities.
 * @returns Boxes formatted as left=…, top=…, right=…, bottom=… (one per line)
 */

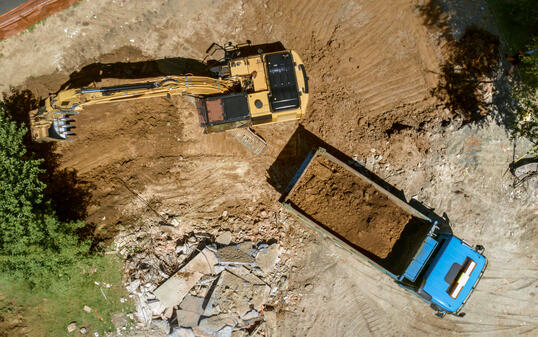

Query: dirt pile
left=287, top=155, right=411, bottom=259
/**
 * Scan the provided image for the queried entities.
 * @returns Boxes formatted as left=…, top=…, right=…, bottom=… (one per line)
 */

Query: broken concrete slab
left=216, top=326, right=233, bottom=337
left=198, top=314, right=239, bottom=335
left=241, top=309, right=259, bottom=321
left=151, top=319, right=171, bottom=334
left=217, top=245, right=255, bottom=265
left=216, top=231, right=233, bottom=245
left=207, top=269, right=270, bottom=317
left=148, top=299, right=166, bottom=316
left=179, top=295, right=205, bottom=314
left=154, top=248, right=218, bottom=308
left=175, top=309, right=201, bottom=328
left=255, top=244, right=281, bottom=274
left=154, top=271, right=203, bottom=309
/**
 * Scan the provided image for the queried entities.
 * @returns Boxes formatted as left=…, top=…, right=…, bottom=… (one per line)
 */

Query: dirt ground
left=287, top=154, right=411, bottom=259
left=0, top=0, right=536, bottom=336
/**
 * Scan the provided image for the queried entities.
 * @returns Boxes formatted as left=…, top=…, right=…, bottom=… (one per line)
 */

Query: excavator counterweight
left=29, top=44, right=309, bottom=142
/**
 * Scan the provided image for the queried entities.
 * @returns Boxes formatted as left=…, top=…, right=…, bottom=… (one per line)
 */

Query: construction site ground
left=0, top=0, right=536, bottom=336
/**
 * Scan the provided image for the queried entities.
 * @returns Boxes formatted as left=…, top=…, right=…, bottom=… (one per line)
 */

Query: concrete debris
left=79, top=327, right=88, bottom=334
left=217, top=245, right=255, bottom=265
left=241, top=309, right=259, bottom=320
left=180, top=295, right=205, bottom=314
left=154, top=248, right=217, bottom=308
left=216, top=326, right=233, bottom=337
left=198, top=314, right=239, bottom=335
left=148, top=299, right=166, bottom=316
left=168, top=327, right=196, bottom=337
left=122, top=233, right=287, bottom=337
left=176, top=309, right=201, bottom=328
left=216, top=231, right=233, bottom=245
left=67, top=322, right=77, bottom=333
left=151, top=319, right=171, bottom=334
left=255, top=244, right=281, bottom=274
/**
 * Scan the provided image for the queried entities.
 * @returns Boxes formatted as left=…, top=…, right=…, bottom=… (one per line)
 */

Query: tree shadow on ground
left=432, top=27, right=500, bottom=123
left=415, top=0, right=452, bottom=41
left=2, top=89, right=93, bottom=224
left=416, top=2, right=501, bottom=124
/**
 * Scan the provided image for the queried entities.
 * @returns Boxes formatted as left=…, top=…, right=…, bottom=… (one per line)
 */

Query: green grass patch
left=0, top=254, right=132, bottom=336
left=486, top=0, right=537, bottom=52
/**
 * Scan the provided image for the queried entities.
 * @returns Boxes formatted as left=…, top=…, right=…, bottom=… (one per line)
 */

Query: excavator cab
left=197, top=48, right=309, bottom=133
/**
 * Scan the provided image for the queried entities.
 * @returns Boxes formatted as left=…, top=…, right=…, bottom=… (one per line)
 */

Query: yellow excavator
left=29, top=42, right=309, bottom=143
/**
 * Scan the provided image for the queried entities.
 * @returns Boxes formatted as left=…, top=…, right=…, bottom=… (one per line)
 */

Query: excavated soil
left=287, top=155, right=411, bottom=259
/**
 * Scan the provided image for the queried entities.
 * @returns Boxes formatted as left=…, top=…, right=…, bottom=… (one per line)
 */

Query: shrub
left=0, top=105, right=89, bottom=287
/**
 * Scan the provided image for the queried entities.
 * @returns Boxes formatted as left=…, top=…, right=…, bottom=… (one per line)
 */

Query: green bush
left=0, top=106, right=90, bottom=286
left=512, top=37, right=538, bottom=158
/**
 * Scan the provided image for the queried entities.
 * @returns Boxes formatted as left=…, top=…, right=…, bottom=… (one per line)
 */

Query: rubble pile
left=117, top=228, right=287, bottom=337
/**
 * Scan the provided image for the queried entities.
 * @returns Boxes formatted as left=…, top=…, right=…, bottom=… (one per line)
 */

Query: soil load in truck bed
left=287, top=155, right=412, bottom=259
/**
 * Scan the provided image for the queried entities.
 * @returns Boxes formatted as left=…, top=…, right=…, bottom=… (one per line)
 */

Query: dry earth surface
left=0, top=0, right=536, bottom=336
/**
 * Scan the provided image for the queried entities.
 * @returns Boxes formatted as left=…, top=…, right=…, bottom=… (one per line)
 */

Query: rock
left=83, top=305, right=92, bottom=313
left=241, top=309, right=259, bottom=320
left=126, top=279, right=141, bottom=293
left=67, top=322, right=77, bottom=333
left=168, top=327, right=196, bottom=337
left=216, top=231, right=233, bottom=245
left=151, top=319, right=170, bottom=334
left=198, top=314, right=238, bottom=335
left=154, top=248, right=218, bottom=308
left=207, top=269, right=270, bottom=317
left=111, top=313, right=128, bottom=330
left=163, top=307, right=174, bottom=319
left=216, top=326, right=233, bottom=337
left=148, top=299, right=166, bottom=316
left=255, top=244, right=281, bottom=274
left=79, top=327, right=87, bottom=334
left=217, top=245, right=255, bottom=265
left=180, top=295, right=205, bottom=314
left=264, top=310, right=277, bottom=336
left=175, top=309, right=201, bottom=327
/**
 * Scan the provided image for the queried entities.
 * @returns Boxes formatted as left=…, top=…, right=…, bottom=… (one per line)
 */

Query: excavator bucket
left=29, top=106, right=76, bottom=141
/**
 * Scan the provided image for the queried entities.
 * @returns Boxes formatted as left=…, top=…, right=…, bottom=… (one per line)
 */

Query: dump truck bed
left=282, top=148, right=432, bottom=276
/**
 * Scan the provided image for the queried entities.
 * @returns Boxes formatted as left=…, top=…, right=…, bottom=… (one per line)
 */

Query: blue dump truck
left=281, top=147, right=487, bottom=317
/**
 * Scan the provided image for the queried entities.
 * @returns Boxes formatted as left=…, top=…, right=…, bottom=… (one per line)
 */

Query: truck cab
left=397, top=226, right=487, bottom=317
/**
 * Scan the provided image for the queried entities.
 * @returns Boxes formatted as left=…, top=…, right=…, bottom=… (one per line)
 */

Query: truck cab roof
left=419, top=235, right=487, bottom=313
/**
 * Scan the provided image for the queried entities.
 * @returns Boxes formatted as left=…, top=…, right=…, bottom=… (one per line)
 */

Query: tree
left=512, top=37, right=538, bottom=159
left=0, top=105, right=89, bottom=286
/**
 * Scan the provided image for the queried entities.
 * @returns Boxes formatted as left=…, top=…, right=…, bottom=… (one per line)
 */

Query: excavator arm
left=30, top=75, right=236, bottom=141
left=29, top=47, right=309, bottom=142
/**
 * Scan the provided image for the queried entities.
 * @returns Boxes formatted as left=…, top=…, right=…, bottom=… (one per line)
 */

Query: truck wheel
left=475, top=245, right=485, bottom=253
left=435, top=311, right=446, bottom=318
left=457, top=312, right=466, bottom=318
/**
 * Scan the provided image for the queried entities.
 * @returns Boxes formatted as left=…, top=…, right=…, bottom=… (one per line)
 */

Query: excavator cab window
left=265, top=52, right=300, bottom=112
